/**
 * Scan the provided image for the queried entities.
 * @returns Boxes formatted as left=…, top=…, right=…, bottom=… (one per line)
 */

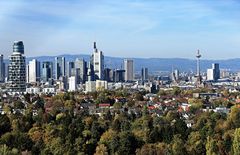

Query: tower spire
left=94, top=42, right=97, bottom=49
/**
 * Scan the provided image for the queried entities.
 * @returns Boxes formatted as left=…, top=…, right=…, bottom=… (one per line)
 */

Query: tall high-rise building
left=92, top=42, right=104, bottom=80
left=42, top=61, right=53, bottom=82
left=8, top=41, right=26, bottom=92
left=141, top=67, right=148, bottom=81
left=27, top=59, right=40, bottom=83
left=172, top=69, right=179, bottom=82
left=104, top=68, right=111, bottom=82
left=87, top=62, right=94, bottom=81
left=207, top=63, right=220, bottom=81
left=67, top=61, right=75, bottom=77
left=174, top=69, right=179, bottom=81
left=55, top=57, right=66, bottom=80
left=124, top=59, right=134, bottom=82
left=75, top=58, right=87, bottom=84
left=5, top=63, right=8, bottom=81
left=68, top=76, right=76, bottom=92
left=26, top=64, right=29, bottom=83
left=113, top=69, right=125, bottom=82
left=0, top=55, right=5, bottom=82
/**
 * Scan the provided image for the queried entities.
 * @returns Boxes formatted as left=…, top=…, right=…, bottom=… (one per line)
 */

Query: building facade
left=114, top=69, right=125, bottom=82
left=55, top=57, right=66, bottom=80
left=124, top=59, right=134, bottom=82
left=8, top=41, right=26, bottom=92
left=42, top=61, right=53, bottom=82
left=28, top=59, right=40, bottom=83
left=75, top=58, right=87, bottom=84
left=207, top=63, right=220, bottom=81
left=67, top=61, right=75, bottom=77
left=92, top=42, right=104, bottom=80
left=141, top=67, right=148, bottom=81
left=68, top=76, right=76, bottom=91
left=0, top=55, right=5, bottom=82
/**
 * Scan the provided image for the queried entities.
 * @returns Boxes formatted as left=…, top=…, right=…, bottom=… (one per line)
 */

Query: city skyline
left=1, top=0, right=240, bottom=59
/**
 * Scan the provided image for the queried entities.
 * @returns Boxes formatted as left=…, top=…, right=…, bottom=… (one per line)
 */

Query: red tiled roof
left=148, top=106, right=155, bottom=110
left=99, top=103, right=111, bottom=107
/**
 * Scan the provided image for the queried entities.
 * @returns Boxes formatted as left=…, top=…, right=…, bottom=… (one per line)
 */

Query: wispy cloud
left=0, top=0, right=240, bottom=59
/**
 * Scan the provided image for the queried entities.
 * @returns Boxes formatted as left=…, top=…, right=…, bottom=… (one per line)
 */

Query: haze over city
left=1, top=0, right=240, bottom=59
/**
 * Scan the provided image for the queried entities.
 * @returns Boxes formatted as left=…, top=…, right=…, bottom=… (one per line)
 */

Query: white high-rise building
left=92, top=42, right=104, bottom=80
left=207, top=69, right=214, bottom=81
left=27, top=59, right=40, bottom=83
left=68, top=76, right=76, bottom=92
left=8, top=41, right=26, bottom=92
left=124, top=59, right=134, bottom=81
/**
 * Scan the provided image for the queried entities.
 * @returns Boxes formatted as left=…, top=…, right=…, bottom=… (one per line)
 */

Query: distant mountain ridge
left=23, top=54, right=240, bottom=72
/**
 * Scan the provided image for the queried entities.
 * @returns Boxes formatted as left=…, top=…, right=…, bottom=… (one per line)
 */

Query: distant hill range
left=23, top=54, right=240, bottom=73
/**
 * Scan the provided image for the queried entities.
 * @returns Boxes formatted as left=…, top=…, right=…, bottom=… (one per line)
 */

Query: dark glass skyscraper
left=141, top=67, right=148, bottom=81
left=0, top=54, right=5, bottom=82
left=55, top=57, right=66, bottom=80
left=42, top=61, right=53, bottom=82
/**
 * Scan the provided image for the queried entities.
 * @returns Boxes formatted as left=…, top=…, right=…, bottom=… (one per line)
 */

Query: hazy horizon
left=23, top=53, right=240, bottom=61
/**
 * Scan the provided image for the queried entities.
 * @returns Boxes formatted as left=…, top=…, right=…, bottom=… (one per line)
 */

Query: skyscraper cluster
left=1, top=41, right=137, bottom=93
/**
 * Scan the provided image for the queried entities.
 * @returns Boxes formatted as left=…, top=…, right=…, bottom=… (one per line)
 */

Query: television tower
left=196, top=50, right=201, bottom=77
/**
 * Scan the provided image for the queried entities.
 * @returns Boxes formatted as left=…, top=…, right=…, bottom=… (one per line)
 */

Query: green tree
left=0, top=132, right=33, bottom=151
left=232, top=128, right=240, bottom=155
left=186, top=131, right=205, bottom=155
left=172, top=87, right=182, bottom=96
left=117, top=131, right=138, bottom=155
left=0, top=115, right=11, bottom=136
left=0, top=144, right=19, bottom=155
left=113, top=102, right=122, bottom=109
left=228, top=106, right=240, bottom=128
left=136, top=142, right=170, bottom=155
left=134, top=93, right=144, bottom=101
left=206, top=136, right=218, bottom=155
left=14, top=101, right=25, bottom=109
left=171, top=134, right=186, bottom=155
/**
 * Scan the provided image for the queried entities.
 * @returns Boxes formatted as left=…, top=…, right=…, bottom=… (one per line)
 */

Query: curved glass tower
left=13, top=41, right=24, bottom=54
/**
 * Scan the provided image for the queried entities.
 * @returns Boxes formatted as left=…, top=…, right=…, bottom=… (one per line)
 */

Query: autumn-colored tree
left=94, top=144, right=108, bottom=155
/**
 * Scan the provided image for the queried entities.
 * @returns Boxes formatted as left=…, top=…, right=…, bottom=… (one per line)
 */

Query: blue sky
left=0, top=0, right=240, bottom=59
